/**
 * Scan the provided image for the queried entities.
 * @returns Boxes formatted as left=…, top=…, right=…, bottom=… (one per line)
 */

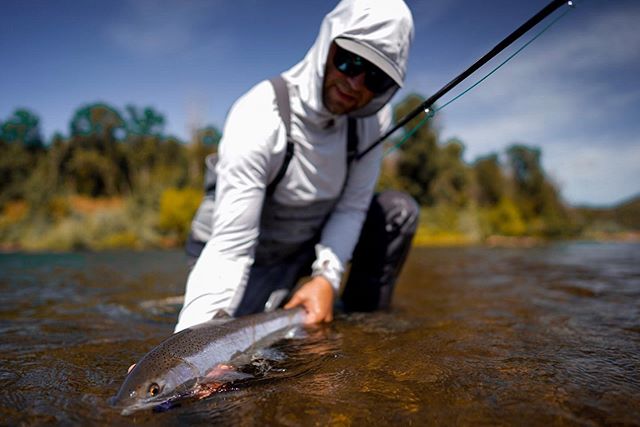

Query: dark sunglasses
left=332, top=46, right=396, bottom=94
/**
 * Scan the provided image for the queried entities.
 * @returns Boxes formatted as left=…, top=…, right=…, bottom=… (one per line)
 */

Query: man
left=175, top=0, right=418, bottom=332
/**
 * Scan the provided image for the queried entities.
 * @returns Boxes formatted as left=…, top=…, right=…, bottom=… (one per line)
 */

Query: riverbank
left=2, top=226, right=638, bottom=253
left=1, top=194, right=638, bottom=252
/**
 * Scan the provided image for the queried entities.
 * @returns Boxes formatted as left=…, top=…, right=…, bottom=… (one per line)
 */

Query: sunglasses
left=332, top=46, right=396, bottom=94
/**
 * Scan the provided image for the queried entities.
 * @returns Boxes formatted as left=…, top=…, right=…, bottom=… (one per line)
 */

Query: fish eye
left=147, top=383, right=161, bottom=397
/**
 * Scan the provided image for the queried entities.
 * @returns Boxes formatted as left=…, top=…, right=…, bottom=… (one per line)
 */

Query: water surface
left=1, top=243, right=639, bottom=425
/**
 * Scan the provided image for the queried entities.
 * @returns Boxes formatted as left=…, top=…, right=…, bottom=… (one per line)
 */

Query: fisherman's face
left=322, top=43, right=376, bottom=115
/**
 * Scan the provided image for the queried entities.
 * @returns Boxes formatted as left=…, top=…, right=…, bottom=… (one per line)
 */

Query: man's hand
left=284, top=276, right=335, bottom=324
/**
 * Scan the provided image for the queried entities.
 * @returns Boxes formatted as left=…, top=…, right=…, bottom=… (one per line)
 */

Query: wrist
left=311, top=244, right=344, bottom=292
left=309, top=274, right=336, bottom=297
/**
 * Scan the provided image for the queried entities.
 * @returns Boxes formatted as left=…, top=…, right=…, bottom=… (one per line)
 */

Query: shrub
left=157, top=187, right=202, bottom=241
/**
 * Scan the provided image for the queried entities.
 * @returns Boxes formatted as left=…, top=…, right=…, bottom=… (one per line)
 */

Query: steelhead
left=110, top=307, right=306, bottom=414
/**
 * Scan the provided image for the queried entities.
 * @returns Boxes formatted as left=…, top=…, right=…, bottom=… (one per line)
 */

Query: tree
left=125, top=105, right=165, bottom=137
left=394, top=94, right=440, bottom=206
left=0, top=109, right=44, bottom=149
left=506, top=144, right=547, bottom=219
left=486, top=197, right=527, bottom=236
left=155, top=136, right=189, bottom=189
left=506, top=143, right=571, bottom=236
left=431, top=138, right=470, bottom=207
left=123, top=106, right=167, bottom=190
left=473, top=153, right=506, bottom=206
left=70, top=103, right=125, bottom=143
left=158, top=187, right=203, bottom=242
left=66, top=103, right=127, bottom=196
left=0, top=109, right=45, bottom=206
left=48, top=132, right=67, bottom=190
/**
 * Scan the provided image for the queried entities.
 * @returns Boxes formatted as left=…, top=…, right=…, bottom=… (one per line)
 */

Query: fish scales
left=111, top=307, right=306, bottom=414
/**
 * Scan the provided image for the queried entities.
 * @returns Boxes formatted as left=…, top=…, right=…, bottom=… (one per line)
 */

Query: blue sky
left=1, top=0, right=638, bottom=207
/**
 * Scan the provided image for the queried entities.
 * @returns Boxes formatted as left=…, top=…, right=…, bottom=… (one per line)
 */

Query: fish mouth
left=111, top=377, right=198, bottom=415
left=114, top=380, right=235, bottom=415
left=112, top=378, right=204, bottom=415
left=120, top=399, right=176, bottom=416
left=110, top=394, right=181, bottom=416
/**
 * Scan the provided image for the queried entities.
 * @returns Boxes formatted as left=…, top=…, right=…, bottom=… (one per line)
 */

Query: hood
left=282, top=0, right=414, bottom=119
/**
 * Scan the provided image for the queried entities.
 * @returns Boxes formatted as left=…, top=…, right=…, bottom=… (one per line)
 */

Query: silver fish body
left=111, top=307, right=306, bottom=414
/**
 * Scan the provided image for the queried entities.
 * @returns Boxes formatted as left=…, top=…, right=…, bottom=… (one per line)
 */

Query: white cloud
left=526, top=2, right=640, bottom=71
left=409, top=2, right=640, bottom=205
left=545, top=139, right=640, bottom=206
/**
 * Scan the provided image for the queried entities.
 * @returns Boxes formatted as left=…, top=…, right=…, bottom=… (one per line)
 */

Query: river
left=1, top=242, right=639, bottom=425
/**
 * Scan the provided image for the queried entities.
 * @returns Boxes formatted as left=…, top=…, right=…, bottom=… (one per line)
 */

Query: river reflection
left=1, top=243, right=639, bottom=425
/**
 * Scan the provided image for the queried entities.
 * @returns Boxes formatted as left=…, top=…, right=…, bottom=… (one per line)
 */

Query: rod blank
left=357, top=0, right=568, bottom=160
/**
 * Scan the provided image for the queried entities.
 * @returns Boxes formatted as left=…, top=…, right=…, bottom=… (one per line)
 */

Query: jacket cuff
left=311, top=243, right=344, bottom=292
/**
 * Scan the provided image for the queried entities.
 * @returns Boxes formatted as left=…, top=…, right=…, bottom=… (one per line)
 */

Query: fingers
left=304, top=302, right=333, bottom=325
left=284, top=293, right=302, bottom=310
left=285, top=294, right=316, bottom=325
left=285, top=277, right=334, bottom=325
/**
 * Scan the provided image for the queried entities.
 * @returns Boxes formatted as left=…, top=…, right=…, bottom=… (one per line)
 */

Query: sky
left=1, top=0, right=639, bottom=207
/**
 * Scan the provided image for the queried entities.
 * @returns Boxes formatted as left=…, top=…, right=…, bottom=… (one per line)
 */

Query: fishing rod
left=357, top=0, right=573, bottom=160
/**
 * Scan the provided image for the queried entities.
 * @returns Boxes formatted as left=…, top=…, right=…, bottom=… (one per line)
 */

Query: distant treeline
left=0, top=94, right=636, bottom=250
left=0, top=102, right=218, bottom=249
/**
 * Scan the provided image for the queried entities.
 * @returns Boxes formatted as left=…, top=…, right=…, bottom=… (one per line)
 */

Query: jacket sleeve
left=312, top=106, right=391, bottom=291
left=174, top=81, right=285, bottom=332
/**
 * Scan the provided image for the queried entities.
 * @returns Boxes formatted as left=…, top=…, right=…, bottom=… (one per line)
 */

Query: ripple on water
left=2, top=245, right=640, bottom=425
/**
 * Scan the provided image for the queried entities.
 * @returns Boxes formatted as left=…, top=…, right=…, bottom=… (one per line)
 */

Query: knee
left=375, top=190, right=419, bottom=235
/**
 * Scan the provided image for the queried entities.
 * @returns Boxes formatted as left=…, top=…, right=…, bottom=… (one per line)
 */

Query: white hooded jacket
left=175, top=0, right=413, bottom=332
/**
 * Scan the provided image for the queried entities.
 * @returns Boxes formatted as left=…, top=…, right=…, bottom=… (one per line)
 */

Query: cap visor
left=334, top=37, right=403, bottom=87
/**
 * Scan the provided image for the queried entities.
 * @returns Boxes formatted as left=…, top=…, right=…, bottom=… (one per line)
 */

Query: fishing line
left=384, top=2, right=576, bottom=157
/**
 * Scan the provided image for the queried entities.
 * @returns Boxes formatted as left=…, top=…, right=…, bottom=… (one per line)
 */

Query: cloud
left=105, top=0, right=221, bottom=56
left=526, top=2, right=640, bottom=71
left=418, top=2, right=640, bottom=205
left=545, top=138, right=640, bottom=206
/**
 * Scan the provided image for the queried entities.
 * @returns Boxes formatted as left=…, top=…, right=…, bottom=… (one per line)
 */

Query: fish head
left=110, top=355, right=196, bottom=415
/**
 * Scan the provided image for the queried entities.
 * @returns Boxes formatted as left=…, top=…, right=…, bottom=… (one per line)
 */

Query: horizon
left=1, top=0, right=639, bottom=207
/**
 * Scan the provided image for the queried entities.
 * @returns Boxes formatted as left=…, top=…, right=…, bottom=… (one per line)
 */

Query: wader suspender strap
left=266, top=76, right=293, bottom=197
left=265, top=75, right=358, bottom=197
left=347, top=117, right=358, bottom=166
left=340, top=117, right=359, bottom=196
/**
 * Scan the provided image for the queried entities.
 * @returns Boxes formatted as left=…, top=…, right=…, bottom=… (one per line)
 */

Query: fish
left=110, top=307, right=306, bottom=415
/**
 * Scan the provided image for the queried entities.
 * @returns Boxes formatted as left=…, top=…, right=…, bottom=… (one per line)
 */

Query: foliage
left=375, top=150, right=403, bottom=192
left=431, top=138, right=470, bottom=208
left=574, top=194, right=640, bottom=235
left=610, top=195, right=640, bottom=230
left=484, top=198, right=527, bottom=236
left=473, top=154, right=505, bottom=206
left=0, top=109, right=46, bottom=207
left=70, top=103, right=125, bottom=139
left=0, top=103, right=219, bottom=250
left=386, top=94, right=594, bottom=241
left=1, top=93, right=630, bottom=250
left=125, top=105, right=165, bottom=137
left=188, top=126, right=221, bottom=188
left=412, top=205, right=480, bottom=246
left=506, top=144, right=546, bottom=219
left=157, top=187, right=203, bottom=242
left=505, top=144, right=573, bottom=236
left=1, top=109, right=44, bottom=149
left=394, top=94, right=439, bottom=205
left=0, top=140, right=37, bottom=205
